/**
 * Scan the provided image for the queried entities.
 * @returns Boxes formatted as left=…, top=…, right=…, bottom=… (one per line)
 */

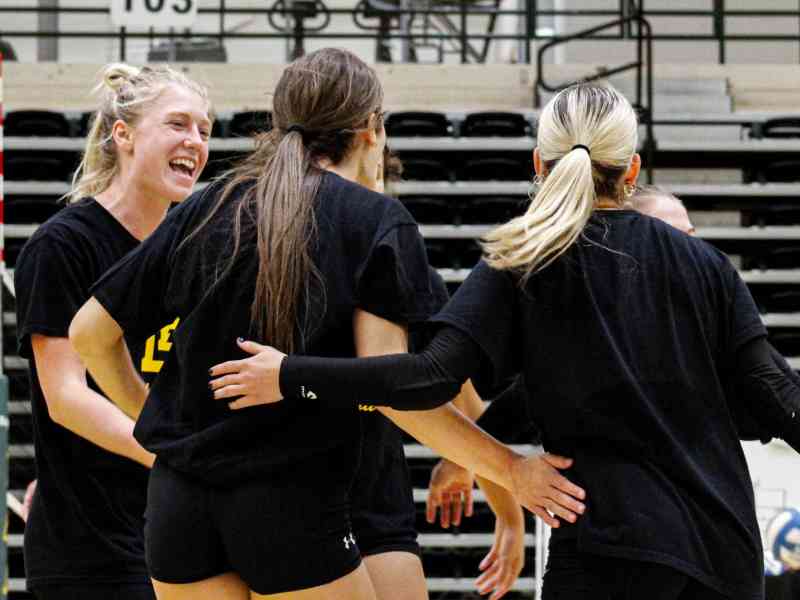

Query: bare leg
left=250, top=563, right=377, bottom=600
left=152, top=572, right=250, bottom=600
left=364, top=552, right=429, bottom=600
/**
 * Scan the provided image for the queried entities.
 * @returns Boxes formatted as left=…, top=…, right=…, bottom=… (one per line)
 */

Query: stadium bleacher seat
left=397, top=156, right=451, bottom=181
left=385, top=112, right=453, bottom=137
left=229, top=111, right=273, bottom=137
left=459, top=155, right=530, bottom=182
left=5, top=110, right=71, bottom=137
left=461, top=111, right=532, bottom=137
left=400, top=197, right=455, bottom=224
left=749, top=117, right=800, bottom=139
left=460, top=196, right=526, bottom=224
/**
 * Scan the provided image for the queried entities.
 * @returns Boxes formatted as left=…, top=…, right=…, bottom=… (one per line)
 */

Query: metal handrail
left=2, top=3, right=800, bottom=64
left=534, top=11, right=655, bottom=182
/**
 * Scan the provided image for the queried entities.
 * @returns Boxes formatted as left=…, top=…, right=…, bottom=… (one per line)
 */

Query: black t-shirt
left=435, top=211, right=767, bottom=599
left=91, top=171, right=436, bottom=486
left=14, top=199, right=170, bottom=587
left=765, top=570, right=800, bottom=600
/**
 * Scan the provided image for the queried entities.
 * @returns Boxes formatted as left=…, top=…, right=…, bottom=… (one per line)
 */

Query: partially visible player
left=14, top=64, right=210, bottom=600
left=352, top=146, right=526, bottom=600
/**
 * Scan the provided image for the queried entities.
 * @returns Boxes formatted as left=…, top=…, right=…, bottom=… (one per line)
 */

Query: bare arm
left=353, top=309, right=585, bottom=525
left=452, top=379, right=487, bottom=421
left=32, top=334, right=154, bottom=468
left=69, top=297, right=149, bottom=421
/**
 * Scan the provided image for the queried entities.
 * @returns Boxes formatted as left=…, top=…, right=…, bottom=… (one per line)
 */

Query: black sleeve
left=475, top=377, right=532, bottom=443
left=431, top=260, right=521, bottom=393
left=732, top=336, right=800, bottom=452
left=356, top=223, right=436, bottom=325
left=724, top=260, right=768, bottom=354
left=280, top=326, right=483, bottom=410
left=15, top=235, right=91, bottom=358
left=91, top=215, right=178, bottom=339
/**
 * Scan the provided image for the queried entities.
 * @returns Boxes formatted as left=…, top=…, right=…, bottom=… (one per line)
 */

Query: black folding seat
left=5, top=110, right=71, bottom=137
left=229, top=111, right=273, bottom=137
left=5, top=195, right=64, bottom=224
left=399, top=157, right=450, bottom=181
left=4, top=238, right=28, bottom=268
left=385, top=112, right=452, bottom=137
left=756, top=160, right=800, bottom=183
left=758, top=290, right=800, bottom=314
left=749, top=117, right=800, bottom=139
left=461, top=111, right=531, bottom=137
left=742, top=246, right=800, bottom=271
left=769, top=332, right=800, bottom=356
left=4, top=153, right=75, bottom=181
left=460, top=196, right=525, bottom=224
left=459, top=156, right=529, bottom=181
left=400, top=196, right=454, bottom=224
left=743, top=207, right=800, bottom=227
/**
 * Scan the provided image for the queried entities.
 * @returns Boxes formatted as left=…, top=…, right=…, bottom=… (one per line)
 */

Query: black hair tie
left=286, top=124, right=306, bottom=136
left=571, top=144, right=591, bottom=156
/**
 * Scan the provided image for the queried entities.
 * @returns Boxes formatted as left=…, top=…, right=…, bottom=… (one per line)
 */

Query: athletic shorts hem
left=360, top=541, right=420, bottom=558
left=148, top=567, right=230, bottom=586
left=248, top=555, right=363, bottom=595
left=26, top=573, right=151, bottom=589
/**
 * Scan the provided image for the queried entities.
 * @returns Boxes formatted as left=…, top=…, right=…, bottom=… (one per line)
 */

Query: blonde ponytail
left=483, top=84, right=638, bottom=278
left=67, top=63, right=211, bottom=204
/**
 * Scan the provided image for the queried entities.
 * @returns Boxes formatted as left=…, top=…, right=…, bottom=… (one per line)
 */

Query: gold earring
left=529, top=174, right=544, bottom=197
left=624, top=183, right=635, bottom=198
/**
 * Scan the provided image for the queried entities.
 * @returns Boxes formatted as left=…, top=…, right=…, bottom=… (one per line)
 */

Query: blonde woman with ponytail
left=224, top=82, right=800, bottom=600
left=14, top=64, right=210, bottom=600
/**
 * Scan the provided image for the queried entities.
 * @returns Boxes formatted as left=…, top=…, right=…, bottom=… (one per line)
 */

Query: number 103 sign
left=110, top=0, right=198, bottom=28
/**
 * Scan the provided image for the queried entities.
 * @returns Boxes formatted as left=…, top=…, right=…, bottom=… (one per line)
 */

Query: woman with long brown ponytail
left=68, top=49, right=579, bottom=599
left=202, top=83, right=800, bottom=600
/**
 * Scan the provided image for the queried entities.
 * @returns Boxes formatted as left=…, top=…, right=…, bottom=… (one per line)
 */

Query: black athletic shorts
left=350, top=411, right=419, bottom=557
left=33, top=583, right=155, bottom=600
left=542, top=540, right=730, bottom=600
left=144, top=458, right=362, bottom=594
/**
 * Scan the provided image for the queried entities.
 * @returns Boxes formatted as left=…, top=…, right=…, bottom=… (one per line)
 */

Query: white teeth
left=170, top=158, right=196, bottom=172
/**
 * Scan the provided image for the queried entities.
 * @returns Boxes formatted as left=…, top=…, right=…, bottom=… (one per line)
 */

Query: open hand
left=427, top=458, right=475, bottom=528
left=509, top=453, right=586, bottom=528
left=209, top=339, right=286, bottom=410
left=475, top=511, right=525, bottom=600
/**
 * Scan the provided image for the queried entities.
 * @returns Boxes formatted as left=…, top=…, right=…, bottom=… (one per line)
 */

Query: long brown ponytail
left=190, top=48, right=384, bottom=353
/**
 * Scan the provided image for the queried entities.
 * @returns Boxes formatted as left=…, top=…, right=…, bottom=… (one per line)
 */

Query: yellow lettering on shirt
left=358, top=404, right=377, bottom=412
left=141, top=318, right=181, bottom=374
left=157, top=317, right=180, bottom=352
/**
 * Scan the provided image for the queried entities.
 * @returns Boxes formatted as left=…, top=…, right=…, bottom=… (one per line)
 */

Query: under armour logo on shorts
left=343, top=532, right=357, bottom=550
left=300, top=386, right=317, bottom=400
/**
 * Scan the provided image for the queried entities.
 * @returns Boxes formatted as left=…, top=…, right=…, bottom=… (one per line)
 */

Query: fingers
left=237, top=338, right=268, bottom=355
left=440, top=493, right=452, bottom=528
left=478, top=546, right=498, bottom=572
left=209, top=374, right=240, bottom=392
left=465, top=487, right=474, bottom=518
left=209, top=359, right=245, bottom=377
left=213, top=384, right=247, bottom=401
left=548, top=488, right=586, bottom=517
left=545, top=498, right=579, bottom=524
left=451, top=494, right=464, bottom=527
left=542, top=453, right=573, bottom=470
left=530, top=506, right=559, bottom=528
left=476, top=562, right=512, bottom=600
left=426, top=490, right=442, bottom=524
left=552, top=473, right=587, bottom=501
